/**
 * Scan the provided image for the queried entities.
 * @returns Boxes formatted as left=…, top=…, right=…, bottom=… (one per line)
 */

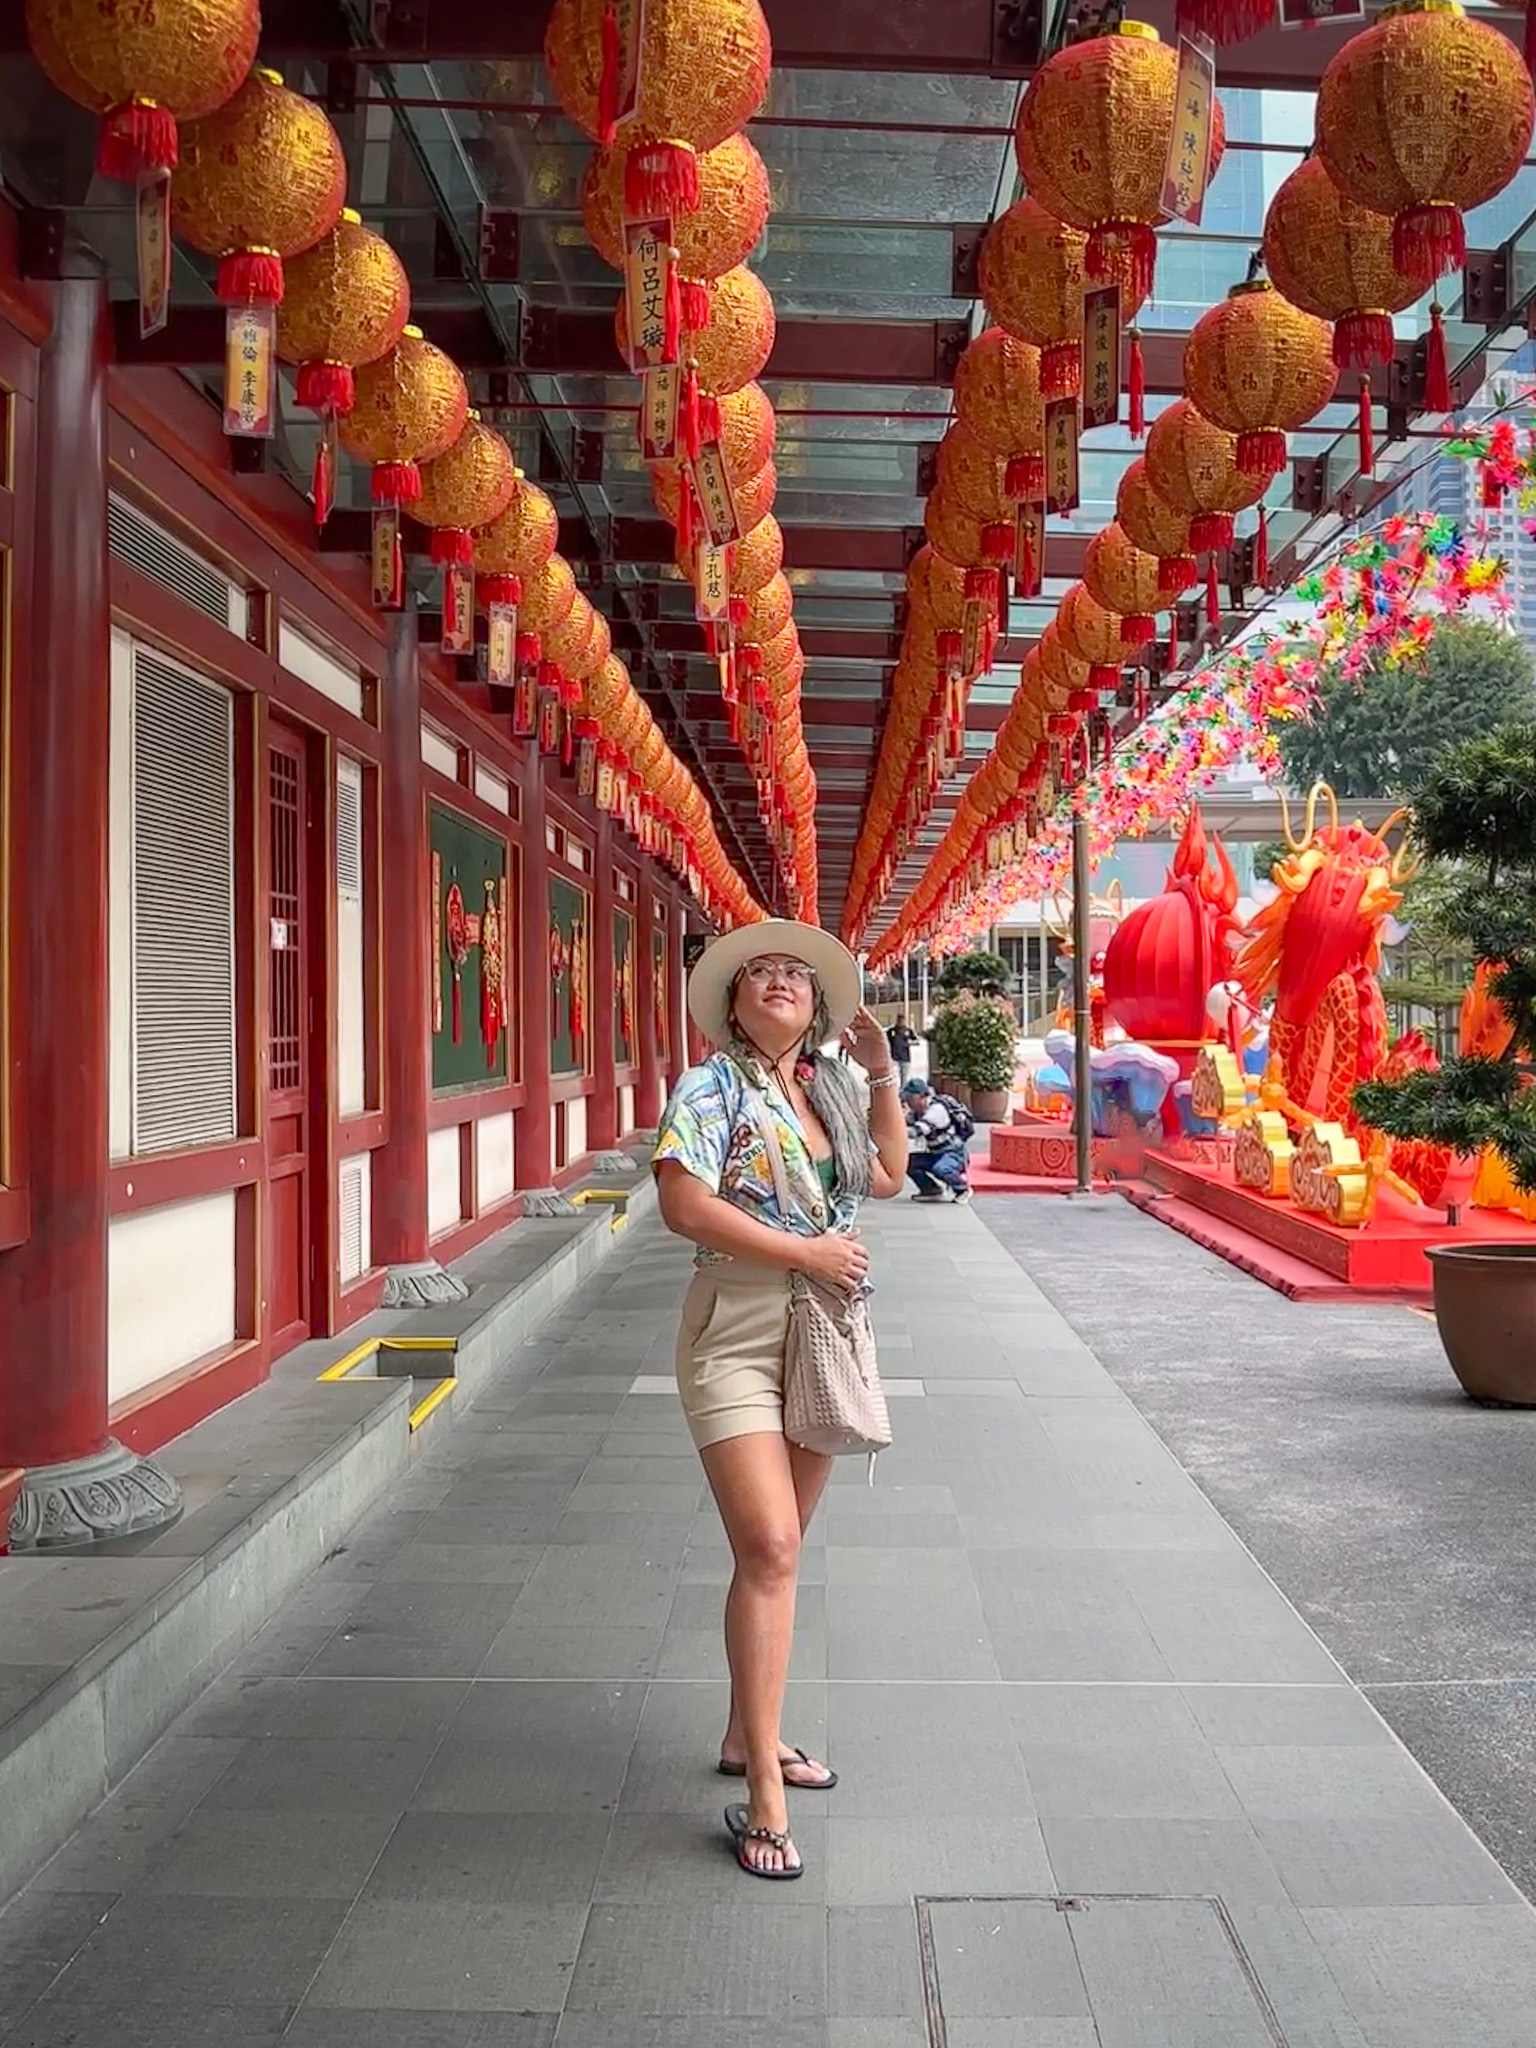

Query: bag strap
left=750, top=1085, right=796, bottom=1215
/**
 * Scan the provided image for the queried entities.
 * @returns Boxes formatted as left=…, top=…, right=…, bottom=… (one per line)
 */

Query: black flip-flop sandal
left=724, top=1803, right=804, bottom=1881
left=717, top=1746, right=838, bottom=1790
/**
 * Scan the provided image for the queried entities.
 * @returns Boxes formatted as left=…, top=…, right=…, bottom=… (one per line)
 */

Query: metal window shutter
left=130, top=648, right=237, bottom=1153
left=336, top=753, right=363, bottom=902
left=109, top=494, right=245, bottom=632
left=338, top=1154, right=369, bottom=1284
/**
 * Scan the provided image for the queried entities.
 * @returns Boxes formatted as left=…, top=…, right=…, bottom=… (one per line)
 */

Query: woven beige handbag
left=754, top=1096, right=892, bottom=1461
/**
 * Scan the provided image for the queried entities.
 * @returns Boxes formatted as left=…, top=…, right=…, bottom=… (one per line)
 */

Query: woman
left=653, top=920, right=907, bottom=1879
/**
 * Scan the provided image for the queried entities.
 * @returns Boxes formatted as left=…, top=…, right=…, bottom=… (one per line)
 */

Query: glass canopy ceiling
left=2, top=1, right=1533, bottom=928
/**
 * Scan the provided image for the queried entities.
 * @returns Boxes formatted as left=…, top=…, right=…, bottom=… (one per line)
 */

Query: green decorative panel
left=652, top=923, right=668, bottom=1063
left=549, top=870, right=591, bottom=1078
left=614, top=908, right=637, bottom=1068
left=430, top=802, right=511, bottom=1092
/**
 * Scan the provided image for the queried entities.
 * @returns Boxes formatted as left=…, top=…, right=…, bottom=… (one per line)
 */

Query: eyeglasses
left=742, top=958, right=816, bottom=988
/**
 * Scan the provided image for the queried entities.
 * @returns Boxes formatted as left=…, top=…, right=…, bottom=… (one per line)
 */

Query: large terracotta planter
left=971, top=1088, right=1010, bottom=1123
left=1426, top=1243, right=1536, bottom=1405
left=930, top=1072, right=957, bottom=1097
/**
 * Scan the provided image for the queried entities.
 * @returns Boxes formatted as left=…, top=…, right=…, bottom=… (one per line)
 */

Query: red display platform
left=990, top=1114, right=1117, bottom=1180
left=1128, top=1148, right=1536, bottom=1300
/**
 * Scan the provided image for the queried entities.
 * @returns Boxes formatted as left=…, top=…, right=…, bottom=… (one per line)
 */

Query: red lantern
left=1182, top=278, right=1338, bottom=481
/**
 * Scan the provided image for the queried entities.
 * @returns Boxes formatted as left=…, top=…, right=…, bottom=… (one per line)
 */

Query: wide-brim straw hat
left=686, top=918, right=863, bottom=1043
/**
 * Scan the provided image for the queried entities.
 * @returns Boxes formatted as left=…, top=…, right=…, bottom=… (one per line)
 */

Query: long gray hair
left=727, top=980, right=873, bottom=1199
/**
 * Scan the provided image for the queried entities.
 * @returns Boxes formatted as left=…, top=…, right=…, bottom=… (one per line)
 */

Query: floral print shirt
left=653, top=1051, right=860, bottom=1263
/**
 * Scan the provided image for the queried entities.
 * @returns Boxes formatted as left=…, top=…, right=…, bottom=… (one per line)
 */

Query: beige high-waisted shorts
left=675, top=1260, right=792, bottom=1450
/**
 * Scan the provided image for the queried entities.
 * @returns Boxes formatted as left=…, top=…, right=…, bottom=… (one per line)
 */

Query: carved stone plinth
left=380, top=1260, right=471, bottom=1310
left=591, top=1151, right=640, bottom=1177
left=521, top=1189, right=581, bottom=1217
left=9, top=1441, right=183, bottom=1552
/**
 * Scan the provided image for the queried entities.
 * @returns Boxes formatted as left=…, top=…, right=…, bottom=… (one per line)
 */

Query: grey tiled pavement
left=3, top=1198, right=1536, bottom=2045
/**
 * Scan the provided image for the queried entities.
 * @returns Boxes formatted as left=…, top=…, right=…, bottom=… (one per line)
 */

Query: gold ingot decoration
left=1015, top=23, right=1225, bottom=303
left=1315, top=0, right=1534, bottom=283
left=1144, top=399, right=1266, bottom=554
left=1233, top=1110, right=1294, bottom=1198
left=545, top=0, right=771, bottom=153
left=277, top=213, right=412, bottom=394
left=1191, top=1044, right=1248, bottom=1122
left=473, top=481, right=561, bottom=582
left=27, top=0, right=259, bottom=176
left=1291, top=1122, right=1370, bottom=1227
left=953, top=327, right=1045, bottom=459
left=1083, top=525, right=1164, bottom=646
left=1261, top=156, right=1422, bottom=370
left=340, top=328, right=468, bottom=502
left=581, top=130, right=770, bottom=278
left=1183, top=279, right=1338, bottom=482
left=172, top=68, right=347, bottom=287
left=979, top=195, right=1146, bottom=398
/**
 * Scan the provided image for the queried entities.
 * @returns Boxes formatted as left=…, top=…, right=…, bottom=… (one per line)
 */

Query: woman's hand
left=796, top=1231, right=869, bottom=1291
left=841, top=1004, right=893, bottom=1077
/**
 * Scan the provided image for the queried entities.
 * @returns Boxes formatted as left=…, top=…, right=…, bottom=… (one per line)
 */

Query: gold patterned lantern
left=582, top=130, right=770, bottom=278
left=653, top=456, right=777, bottom=534
left=339, top=327, right=469, bottom=505
left=1015, top=24, right=1224, bottom=303
left=545, top=0, right=771, bottom=214
left=925, top=484, right=996, bottom=572
left=1116, top=458, right=1196, bottom=595
left=1183, top=276, right=1338, bottom=479
left=1315, top=0, right=1534, bottom=283
left=473, top=480, right=561, bottom=603
left=544, top=590, right=597, bottom=676
left=1262, top=156, right=1422, bottom=371
left=935, top=423, right=1018, bottom=535
left=1084, top=524, right=1164, bottom=646
left=414, top=416, right=519, bottom=564
left=277, top=211, right=411, bottom=413
left=742, top=571, right=793, bottom=644
left=727, top=515, right=784, bottom=596
left=979, top=198, right=1145, bottom=400
left=1033, top=626, right=1090, bottom=710
left=27, top=0, right=259, bottom=180
left=518, top=554, right=578, bottom=677
left=615, top=260, right=774, bottom=393
left=1057, top=582, right=1128, bottom=694
left=1144, top=399, right=1266, bottom=552
left=171, top=68, right=346, bottom=307
left=953, top=328, right=1045, bottom=486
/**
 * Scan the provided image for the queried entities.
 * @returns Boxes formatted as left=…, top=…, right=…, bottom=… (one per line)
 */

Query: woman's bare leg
left=718, top=1439, right=835, bottom=1792
left=701, top=1430, right=804, bottom=1871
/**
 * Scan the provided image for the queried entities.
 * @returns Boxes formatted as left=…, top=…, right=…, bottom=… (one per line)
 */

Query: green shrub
left=932, top=990, right=1018, bottom=1092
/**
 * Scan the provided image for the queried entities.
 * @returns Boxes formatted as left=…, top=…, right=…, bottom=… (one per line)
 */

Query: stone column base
left=9, top=1441, right=184, bottom=1552
left=380, top=1260, right=471, bottom=1310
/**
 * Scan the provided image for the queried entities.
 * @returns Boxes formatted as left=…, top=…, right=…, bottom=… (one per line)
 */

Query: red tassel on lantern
left=664, top=259, right=682, bottom=363
left=1206, top=553, right=1221, bottom=630
left=982, top=524, right=1013, bottom=565
left=1333, top=310, right=1395, bottom=371
left=1086, top=225, right=1156, bottom=306
left=1189, top=511, right=1234, bottom=553
left=1358, top=377, right=1375, bottom=479
left=680, top=279, right=710, bottom=334
left=1041, top=342, right=1079, bottom=400
left=1120, top=614, right=1155, bottom=648
left=682, top=367, right=702, bottom=460
left=516, top=631, right=541, bottom=668
left=625, top=143, right=701, bottom=219
left=217, top=249, right=284, bottom=307
left=1425, top=303, right=1453, bottom=414
left=676, top=470, right=696, bottom=556
left=430, top=528, right=474, bottom=566
left=1128, top=331, right=1146, bottom=440
left=296, top=360, right=354, bottom=415
left=372, top=460, right=421, bottom=506
left=312, top=418, right=336, bottom=529
left=480, top=573, right=521, bottom=608
left=1235, top=428, right=1287, bottom=480
left=1174, top=0, right=1275, bottom=43
left=1166, top=609, right=1178, bottom=672
left=1005, top=455, right=1045, bottom=500
left=1393, top=205, right=1466, bottom=285
left=1256, top=506, right=1269, bottom=588
left=1158, top=554, right=1196, bottom=595
left=1088, top=664, right=1121, bottom=693
left=98, top=98, right=179, bottom=182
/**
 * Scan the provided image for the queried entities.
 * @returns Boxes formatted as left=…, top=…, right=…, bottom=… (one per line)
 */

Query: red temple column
left=588, top=812, right=618, bottom=1153
left=0, top=278, right=181, bottom=1548
left=635, top=885, right=663, bottom=1129
left=517, top=746, right=553, bottom=1188
left=371, top=604, right=466, bottom=1307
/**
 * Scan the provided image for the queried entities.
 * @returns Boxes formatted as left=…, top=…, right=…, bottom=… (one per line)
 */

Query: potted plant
left=1354, top=723, right=1536, bottom=1404
left=943, top=990, right=1019, bottom=1122
left=927, top=999, right=965, bottom=1100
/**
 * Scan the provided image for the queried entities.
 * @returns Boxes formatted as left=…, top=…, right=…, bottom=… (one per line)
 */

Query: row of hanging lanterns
left=862, top=0, right=1533, bottom=968
left=546, top=0, right=815, bottom=921
left=25, top=0, right=767, bottom=929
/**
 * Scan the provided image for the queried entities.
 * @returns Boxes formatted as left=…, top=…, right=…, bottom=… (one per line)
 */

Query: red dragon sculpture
left=1233, top=783, right=1417, bottom=1130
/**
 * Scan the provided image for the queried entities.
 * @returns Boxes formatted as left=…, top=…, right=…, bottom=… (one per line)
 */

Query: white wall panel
left=108, top=629, right=134, bottom=1160
left=428, top=1125, right=463, bottom=1236
left=336, top=754, right=366, bottom=1117
left=278, top=621, right=363, bottom=717
left=476, top=1111, right=516, bottom=1208
left=108, top=1193, right=236, bottom=1404
left=564, top=1096, right=587, bottom=1168
left=618, top=1085, right=635, bottom=1138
